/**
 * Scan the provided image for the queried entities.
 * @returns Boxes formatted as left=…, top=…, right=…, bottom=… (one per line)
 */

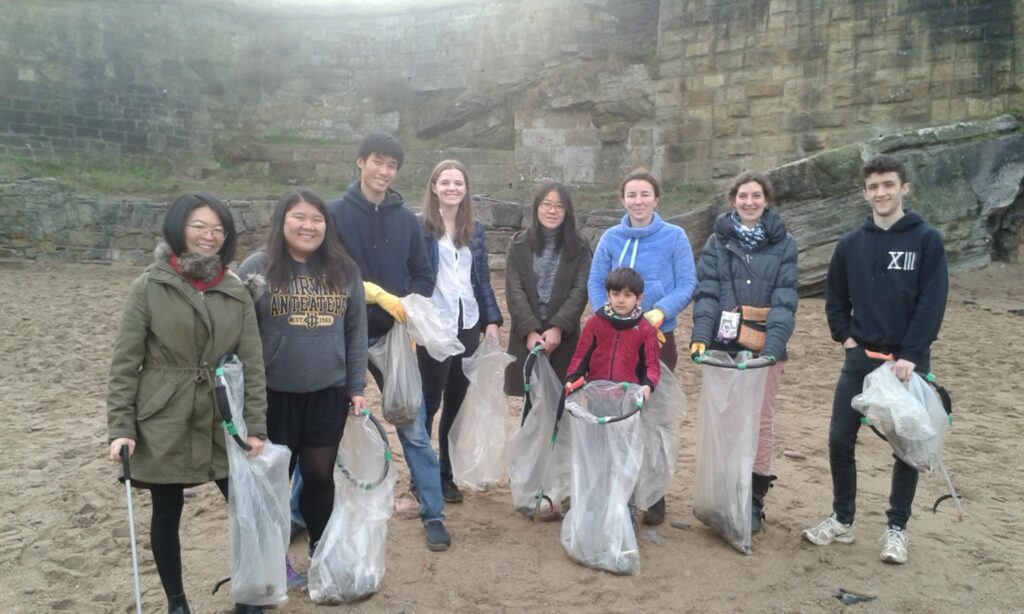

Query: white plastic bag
left=221, top=356, right=291, bottom=607
left=308, top=413, right=397, bottom=604
left=692, top=351, right=768, bottom=555
left=560, top=381, right=644, bottom=575
left=402, top=294, right=465, bottom=361
left=635, top=361, right=686, bottom=510
left=507, top=353, right=573, bottom=517
left=851, top=363, right=949, bottom=472
left=367, top=323, right=423, bottom=427
left=448, top=337, right=515, bottom=490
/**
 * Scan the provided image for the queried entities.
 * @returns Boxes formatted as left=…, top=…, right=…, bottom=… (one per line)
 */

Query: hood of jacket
left=617, top=211, right=668, bottom=239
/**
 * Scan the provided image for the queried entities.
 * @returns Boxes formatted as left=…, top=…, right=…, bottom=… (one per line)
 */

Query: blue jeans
left=829, top=346, right=926, bottom=530
left=368, top=338, right=445, bottom=524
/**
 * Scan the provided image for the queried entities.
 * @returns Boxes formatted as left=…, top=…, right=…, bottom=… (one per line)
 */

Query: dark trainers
left=285, top=556, right=307, bottom=589
left=425, top=520, right=451, bottom=551
left=442, top=479, right=464, bottom=503
left=642, top=497, right=666, bottom=526
left=168, top=592, right=191, bottom=614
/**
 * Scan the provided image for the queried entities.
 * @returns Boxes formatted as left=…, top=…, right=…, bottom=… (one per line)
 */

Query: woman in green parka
left=106, top=192, right=268, bottom=614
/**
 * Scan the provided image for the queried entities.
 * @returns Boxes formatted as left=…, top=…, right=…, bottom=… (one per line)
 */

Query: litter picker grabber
left=520, top=344, right=544, bottom=426
left=564, top=381, right=645, bottom=425
left=120, top=444, right=143, bottom=614
left=337, top=409, right=392, bottom=491
left=693, top=350, right=776, bottom=371
left=214, top=353, right=251, bottom=452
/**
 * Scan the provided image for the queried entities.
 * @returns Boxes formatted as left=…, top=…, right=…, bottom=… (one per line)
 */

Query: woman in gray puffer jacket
left=690, top=171, right=798, bottom=535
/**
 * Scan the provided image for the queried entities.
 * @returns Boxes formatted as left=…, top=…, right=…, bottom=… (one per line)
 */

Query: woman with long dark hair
left=418, top=159, right=503, bottom=504
left=236, top=189, right=367, bottom=583
left=504, top=181, right=592, bottom=395
left=107, top=192, right=268, bottom=614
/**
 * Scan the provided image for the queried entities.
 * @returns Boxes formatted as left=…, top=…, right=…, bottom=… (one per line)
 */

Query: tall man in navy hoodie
left=327, top=133, right=451, bottom=551
left=802, top=154, right=948, bottom=565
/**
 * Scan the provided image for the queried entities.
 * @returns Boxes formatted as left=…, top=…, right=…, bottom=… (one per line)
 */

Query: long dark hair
left=528, top=181, right=579, bottom=258
left=163, top=192, right=237, bottom=266
left=264, top=189, right=357, bottom=293
left=421, top=159, right=474, bottom=248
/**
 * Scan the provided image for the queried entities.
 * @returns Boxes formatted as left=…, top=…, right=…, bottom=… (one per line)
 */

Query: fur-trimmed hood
left=153, top=242, right=228, bottom=283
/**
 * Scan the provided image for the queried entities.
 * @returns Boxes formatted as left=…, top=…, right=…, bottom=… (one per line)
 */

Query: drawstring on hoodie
left=617, top=238, right=639, bottom=269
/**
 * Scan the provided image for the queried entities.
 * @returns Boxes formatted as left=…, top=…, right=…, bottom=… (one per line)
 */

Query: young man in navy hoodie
left=802, top=154, right=948, bottom=565
left=326, top=133, right=451, bottom=551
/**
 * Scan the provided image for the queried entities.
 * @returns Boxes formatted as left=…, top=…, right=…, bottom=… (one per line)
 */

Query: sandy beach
left=0, top=259, right=1021, bottom=613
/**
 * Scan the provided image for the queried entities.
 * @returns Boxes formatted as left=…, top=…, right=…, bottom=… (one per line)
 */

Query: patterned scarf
left=601, top=303, right=643, bottom=321
left=731, top=212, right=767, bottom=252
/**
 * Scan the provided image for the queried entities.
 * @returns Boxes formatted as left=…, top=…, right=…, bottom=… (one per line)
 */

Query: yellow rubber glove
left=656, top=329, right=666, bottom=347
left=689, top=342, right=706, bottom=361
left=643, top=308, right=665, bottom=330
left=363, top=281, right=407, bottom=323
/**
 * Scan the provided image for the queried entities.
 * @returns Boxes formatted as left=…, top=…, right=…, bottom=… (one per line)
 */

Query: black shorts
left=266, top=387, right=349, bottom=450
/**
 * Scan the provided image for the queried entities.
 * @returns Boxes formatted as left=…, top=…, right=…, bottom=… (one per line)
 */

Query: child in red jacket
left=566, top=267, right=661, bottom=400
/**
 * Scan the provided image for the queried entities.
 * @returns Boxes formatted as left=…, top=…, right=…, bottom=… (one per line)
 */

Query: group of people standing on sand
left=105, top=129, right=947, bottom=612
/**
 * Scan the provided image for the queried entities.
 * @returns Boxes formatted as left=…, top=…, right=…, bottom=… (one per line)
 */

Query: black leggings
left=149, top=479, right=228, bottom=598
left=291, top=446, right=339, bottom=547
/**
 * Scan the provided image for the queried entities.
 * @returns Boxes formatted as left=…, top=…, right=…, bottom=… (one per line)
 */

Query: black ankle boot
left=167, top=593, right=191, bottom=614
left=235, top=605, right=264, bottom=614
left=751, top=473, right=777, bottom=534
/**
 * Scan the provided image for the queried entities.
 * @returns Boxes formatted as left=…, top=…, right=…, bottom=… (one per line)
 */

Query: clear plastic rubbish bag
left=851, top=363, right=949, bottom=472
left=692, top=351, right=768, bottom=555
left=507, top=353, right=573, bottom=517
left=449, top=336, right=515, bottom=491
left=560, top=381, right=644, bottom=575
left=308, top=413, right=397, bottom=604
left=402, top=294, right=465, bottom=361
left=635, top=361, right=686, bottom=510
left=367, top=323, right=423, bottom=427
left=221, top=356, right=291, bottom=607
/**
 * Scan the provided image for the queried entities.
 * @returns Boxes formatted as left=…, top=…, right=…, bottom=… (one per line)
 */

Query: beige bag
left=736, top=306, right=770, bottom=352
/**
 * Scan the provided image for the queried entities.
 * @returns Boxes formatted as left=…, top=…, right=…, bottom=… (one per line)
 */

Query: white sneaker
left=802, top=513, right=855, bottom=545
left=880, top=527, right=908, bottom=564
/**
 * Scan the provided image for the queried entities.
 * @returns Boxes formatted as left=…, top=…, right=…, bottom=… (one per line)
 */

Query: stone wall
left=1, top=0, right=1022, bottom=185
left=4, top=117, right=1022, bottom=295
left=654, top=0, right=1024, bottom=181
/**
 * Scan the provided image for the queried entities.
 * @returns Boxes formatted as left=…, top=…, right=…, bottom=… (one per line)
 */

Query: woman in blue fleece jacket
left=587, top=167, right=697, bottom=525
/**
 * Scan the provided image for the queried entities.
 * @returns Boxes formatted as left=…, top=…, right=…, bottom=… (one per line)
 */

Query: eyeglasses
left=539, top=201, right=565, bottom=212
left=187, top=223, right=226, bottom=238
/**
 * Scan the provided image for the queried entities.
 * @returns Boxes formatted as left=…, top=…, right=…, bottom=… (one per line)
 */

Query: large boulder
left=671, top=115, right=1024, bottom=295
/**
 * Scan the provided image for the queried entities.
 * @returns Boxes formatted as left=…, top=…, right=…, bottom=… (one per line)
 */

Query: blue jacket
left=328, top=181, right=435, bottom=339
left=422, top=220, right=504, bottom=328
left=826, top=210, right=947, bottom=368
left=587, top=212, right=697, bottom=332
left=691, top=210, right=798, bottom=360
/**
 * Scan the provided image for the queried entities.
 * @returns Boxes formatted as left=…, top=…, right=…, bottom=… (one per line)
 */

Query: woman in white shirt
left=418, top=159, right=503, bottom=503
